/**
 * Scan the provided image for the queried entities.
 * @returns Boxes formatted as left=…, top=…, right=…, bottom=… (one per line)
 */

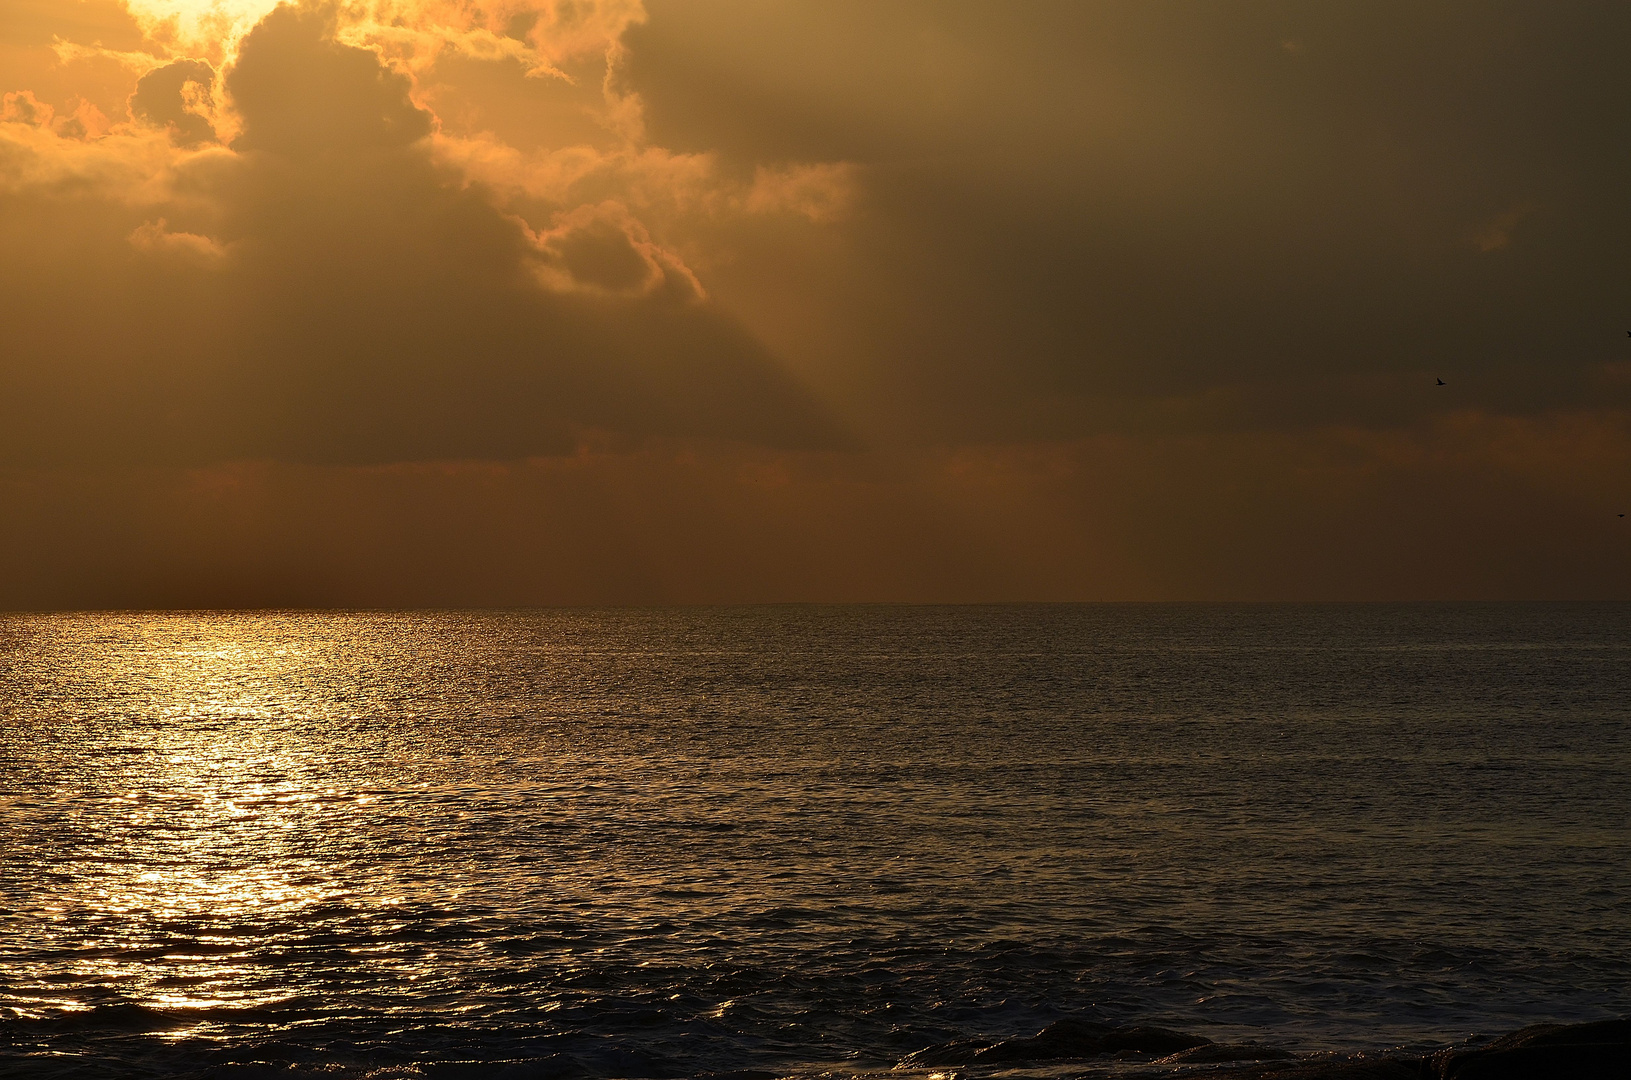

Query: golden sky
left=3, top=0, right=1630, bottom=605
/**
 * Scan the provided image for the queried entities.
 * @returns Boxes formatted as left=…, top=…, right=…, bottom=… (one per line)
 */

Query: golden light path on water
left=10, top=615, right=439, bottom=1032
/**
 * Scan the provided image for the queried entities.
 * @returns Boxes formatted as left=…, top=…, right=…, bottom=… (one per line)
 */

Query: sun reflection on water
left=2, top=614, right=414, bottom=1020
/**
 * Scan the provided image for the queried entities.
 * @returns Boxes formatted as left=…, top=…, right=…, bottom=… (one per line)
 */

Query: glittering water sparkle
left=1, top=605, right=1628, bottom=1078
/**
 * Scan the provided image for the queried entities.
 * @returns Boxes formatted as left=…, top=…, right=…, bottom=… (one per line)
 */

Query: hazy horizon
left=7, top=599, right=1631, bottom=615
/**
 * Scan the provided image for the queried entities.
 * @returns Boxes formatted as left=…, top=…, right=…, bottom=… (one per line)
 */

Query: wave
left=0, top=1014, right=1623, bottom=1079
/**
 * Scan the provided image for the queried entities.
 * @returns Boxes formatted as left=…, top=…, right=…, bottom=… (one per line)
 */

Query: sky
left=3, top=0, right=1630, bottom=606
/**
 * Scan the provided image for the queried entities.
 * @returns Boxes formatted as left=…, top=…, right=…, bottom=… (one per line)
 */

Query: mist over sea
left=1, top=604, right=1627, bottom=1079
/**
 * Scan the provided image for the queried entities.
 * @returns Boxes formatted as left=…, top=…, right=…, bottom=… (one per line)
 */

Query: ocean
left=0, top=605, right=1627, bottom=1078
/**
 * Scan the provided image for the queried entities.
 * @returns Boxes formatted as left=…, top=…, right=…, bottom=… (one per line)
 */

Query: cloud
left=745, top=162, right=857, bottom=222
left=0, top=0, right=842, bottom=469
left=130, top=59, right=218, bottom=145
left=623, top=1, right=1631, bottom=440
left=128, top=216, right=229, bottom=261
left=529, top=200, right=704, bottom=297
left=1, top=89, right=52, bottom=126
left=1470, top=203, right=1537, bottom=253
left=227, top=3, right=432, bottom=155
left=4, top=0, right=1631, bottom=603
left=129, top=58, right=220, bottom=146
left=51, top=39, right=169, bottom=77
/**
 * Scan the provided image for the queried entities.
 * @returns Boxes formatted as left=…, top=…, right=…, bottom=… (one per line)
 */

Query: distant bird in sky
left=1436, top=378, right=1445, bottom=385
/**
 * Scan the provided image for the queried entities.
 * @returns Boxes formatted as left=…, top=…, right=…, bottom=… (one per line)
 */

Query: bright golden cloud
left=11, top=0, right=851, bottom=278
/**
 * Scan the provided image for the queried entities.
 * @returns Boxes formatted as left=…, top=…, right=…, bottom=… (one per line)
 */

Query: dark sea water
left=0, top=605, right=1627, bottom=1079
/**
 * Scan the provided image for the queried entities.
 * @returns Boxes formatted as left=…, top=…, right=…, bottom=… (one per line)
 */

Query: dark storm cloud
left=626, top=0, right=1631, bottom=437
left=0, top=1, right=838, bottom=469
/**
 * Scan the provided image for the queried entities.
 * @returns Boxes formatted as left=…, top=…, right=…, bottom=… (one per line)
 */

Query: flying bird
left=1436, top=378, right=1445, bottom=386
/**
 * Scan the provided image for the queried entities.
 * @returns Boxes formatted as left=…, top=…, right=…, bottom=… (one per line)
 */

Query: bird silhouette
left=1436, top=378, right=1445, bottom=386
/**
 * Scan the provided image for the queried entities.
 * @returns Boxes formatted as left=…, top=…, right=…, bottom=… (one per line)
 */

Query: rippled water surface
left=1, top=605, right=1628, bottom=1078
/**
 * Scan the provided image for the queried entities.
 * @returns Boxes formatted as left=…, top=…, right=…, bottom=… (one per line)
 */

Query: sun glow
left=124, top=0, right=284, bottom=62
left=121, top=0, right=645, bottom=71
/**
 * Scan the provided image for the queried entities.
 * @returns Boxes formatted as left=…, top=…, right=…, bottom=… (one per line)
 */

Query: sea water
left=0, top=605, right=1627, bottom=1078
